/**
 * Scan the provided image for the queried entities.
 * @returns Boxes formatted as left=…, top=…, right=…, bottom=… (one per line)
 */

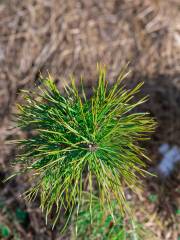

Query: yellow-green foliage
left=12, top=66, right=156, bottom=229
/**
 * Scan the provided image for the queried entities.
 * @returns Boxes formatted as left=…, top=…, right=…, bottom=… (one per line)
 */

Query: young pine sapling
left=11, top=66, right=156, bottom=230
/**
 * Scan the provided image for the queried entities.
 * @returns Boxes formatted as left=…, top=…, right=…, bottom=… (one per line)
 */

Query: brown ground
left=0, top=0, right=180, bottom=239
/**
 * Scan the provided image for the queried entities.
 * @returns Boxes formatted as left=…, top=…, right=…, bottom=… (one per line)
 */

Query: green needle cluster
left=12, top=66, right=156, bottom=228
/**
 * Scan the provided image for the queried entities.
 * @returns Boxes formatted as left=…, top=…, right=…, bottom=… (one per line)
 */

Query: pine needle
left=11, top=66, right=156, bottom=229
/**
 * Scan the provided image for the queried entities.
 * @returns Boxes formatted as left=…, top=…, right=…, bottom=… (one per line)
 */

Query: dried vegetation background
left=0, top=0, right=180, bottom=239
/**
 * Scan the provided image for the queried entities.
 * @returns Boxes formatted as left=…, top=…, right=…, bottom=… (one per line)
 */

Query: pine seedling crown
left=12, top=66, right=156, bottom=229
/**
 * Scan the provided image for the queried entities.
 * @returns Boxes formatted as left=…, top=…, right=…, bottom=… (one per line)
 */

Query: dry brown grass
left=0, top=0, right=180, bottom=239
